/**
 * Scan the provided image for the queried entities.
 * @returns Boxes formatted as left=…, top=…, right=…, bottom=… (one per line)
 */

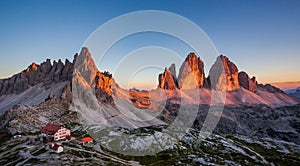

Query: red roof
left=51, top=143, right=62, bottom=150
left=41, top=124, right=61, bottom=135
left=81, top=137, right=93, bottom=143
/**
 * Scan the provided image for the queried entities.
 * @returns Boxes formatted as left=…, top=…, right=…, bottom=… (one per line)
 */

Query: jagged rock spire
left=178, top=53, right=205, bottom=89
left=209, top=55, right=239, bottom=91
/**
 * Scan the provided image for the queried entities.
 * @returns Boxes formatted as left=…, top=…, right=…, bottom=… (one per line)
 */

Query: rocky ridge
left=238, top=71, right=258, bottom=92
left=0, top=47, right=115, bottom=116
left=158, top=53, right=291, bottom=97
left=0, top=57, right=75, bottom=96
left=0, top=48, right=297, bottom=114
left=0, top=48, right=298, bottom=115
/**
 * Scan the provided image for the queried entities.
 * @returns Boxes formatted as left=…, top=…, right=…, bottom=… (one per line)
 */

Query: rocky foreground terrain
left=0, top=122, right=299, bottom=165
left=0, top=47, right=299, bottom=165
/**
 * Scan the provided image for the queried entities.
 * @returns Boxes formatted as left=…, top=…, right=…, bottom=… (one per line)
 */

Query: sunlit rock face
left=238, top=71, right=258, bottom=92
left=95, top=71, right=113, bottom=96
left=209, top=55, right=239, bottom=91
left=158, top=67, right=178, bottom=90
left=178, top=53, right=205, bottom=89
left=95, top=71, right=114, bottom=103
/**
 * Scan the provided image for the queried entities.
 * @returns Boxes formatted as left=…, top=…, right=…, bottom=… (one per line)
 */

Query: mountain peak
left=74, top=47, right=98, bottom=85
left=26, top=62, right=38, bottom=72
left=81, top=47, right=92, bottom=58
left=158, top=67, right=178, bottom=90
left=186, top=52, right=197, bottom=59
left=238, top=71, right=257, bottom=92
left=209, top=55, right=239, bottom=91
left=178, top=52, right=205, bottom=89
left=168, top=63, right=176, bottom=78
left=218, top=55, right=238, bottom=74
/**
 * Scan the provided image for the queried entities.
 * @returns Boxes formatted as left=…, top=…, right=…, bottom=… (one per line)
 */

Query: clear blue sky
left=0, top=0, right=299, bottom=89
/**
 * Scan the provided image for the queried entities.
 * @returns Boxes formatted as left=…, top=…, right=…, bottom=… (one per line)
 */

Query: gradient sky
left=0, top=0, right=299, bottom=89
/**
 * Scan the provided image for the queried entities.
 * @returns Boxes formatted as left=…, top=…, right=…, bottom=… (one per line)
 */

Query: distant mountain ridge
left=157, top=52, right=285, bottom=94
left=286, top=87, right=300, bottom=99
left=156, top=52, right=298, bottom=107
left=0, top=47, right=299, bottom=117
left=0, top=57, right=75, bottom=96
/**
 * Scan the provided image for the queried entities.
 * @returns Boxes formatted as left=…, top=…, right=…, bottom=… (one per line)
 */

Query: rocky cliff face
left=209, top=55, right=239, bottom=91
left=157, top=53, right=288, bottom=95
left=72, top=47, right=114, bottom=105
left=73, top=47, right=98, bottom=85
left=238, top=71, right=258, bottom=92
left=95, top=71, right=114, bottom=103
left=0, top=47, right=115, bottom=115
left=158, top=67, right=178, bottom=90
left=0, top=57, right=74, bottom=96
left=0, top=47, right=295, bottom=116
left=95, top=71, right=113, bottom=96
left=168, top=63, right=177, bottom=79
left=178, top=53, right=205, bottom=89
left=251, top=76, right=257, bottom=85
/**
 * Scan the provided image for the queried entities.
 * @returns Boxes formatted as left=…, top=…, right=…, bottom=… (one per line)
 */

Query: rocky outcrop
left=238, top=71, right=257, bottom=92
left=95, top=71, right=113, bottom=96
left=168, top=63, right=177, bottom=79
left=74, top=47, right=98, bottom=86
left=61, top=59, right=74, bottom=81
left=192, top=105, right=300, bottom=144
left=0, top=57, right=75, bottom=95
left=0, top=47, right=116, bottom=107
left=73, top=47, right=114, bottom=104
left=0, top=100, right=78, bottom=134
left=251, top=76, right=257, bottom=85
left=237, top=71, right=284, bottom=94
left=209, top=55, right=239, bottom=91
left=95, top=71, right=114, bottom=103
left=61, top=82, right=72, bottom=104
left=258, top=84, right=284, bottom=93
left=158, top=67, right=178, bottom=90
left=178, top=53, right=205, bottom=89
